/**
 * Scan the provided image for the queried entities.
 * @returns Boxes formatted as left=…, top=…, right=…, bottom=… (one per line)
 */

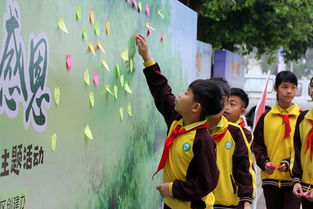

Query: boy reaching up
left=136, top=33, right=224, bottom=209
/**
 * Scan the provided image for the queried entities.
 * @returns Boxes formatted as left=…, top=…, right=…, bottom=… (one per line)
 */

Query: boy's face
left=223, top=95, right=245, bottom=123
left=275, top=81, right=297, bottom=104
left=174, top=88, right=198, bottom=116
left=310, top=81, right=313, bottom=100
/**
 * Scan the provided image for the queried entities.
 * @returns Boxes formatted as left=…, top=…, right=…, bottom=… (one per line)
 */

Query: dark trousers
left=302, top=197, right=313, bottom=209
left=262, top=185, right=301, bottom=209
left=164, top=203, right=171, bottom=209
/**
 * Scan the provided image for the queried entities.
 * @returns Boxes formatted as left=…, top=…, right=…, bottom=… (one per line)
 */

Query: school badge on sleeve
left=182, top=142, right=191, bottom=151
left=225, top=141, right=232, bottom=150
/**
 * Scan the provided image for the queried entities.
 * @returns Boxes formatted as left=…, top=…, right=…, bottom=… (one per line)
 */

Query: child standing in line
left=252, top=71, right=301, bottom=209
left=136, top=33, right=224, bottom=209
left=207, top=79, right=255, bottom=209
left=291, top=76, right=313, bottom=209
left=223, top=88, right=253, bottom=144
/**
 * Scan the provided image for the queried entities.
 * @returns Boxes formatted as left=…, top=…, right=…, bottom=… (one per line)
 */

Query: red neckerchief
left=278, top=114, right=291, bottom=139
left=212, top=128, right=228, bottom=142
left=153, top=121, right=208, bottom=176
left=305, top=120, right=313, bottom=161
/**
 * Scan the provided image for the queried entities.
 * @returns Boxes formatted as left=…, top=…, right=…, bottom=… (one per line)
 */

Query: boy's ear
left=192, top=102, right=202, bottom=113
left=240, top=107, right=246, bottom=115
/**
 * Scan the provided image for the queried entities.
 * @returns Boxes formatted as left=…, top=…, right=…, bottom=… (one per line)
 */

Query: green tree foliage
left=180, top=0, right=313, bottom=62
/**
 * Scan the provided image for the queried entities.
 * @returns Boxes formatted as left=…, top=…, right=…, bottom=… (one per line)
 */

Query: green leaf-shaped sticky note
left=104, top=85, right=114, bottom=96
left=89, top=91, right=95, bottom=107
left=124, top=82, right=132, bottom=94
left=130, top=59, right=134, bottom=72
left=127, top=103, right=132, bottom=117
left=94, top=21, right=100, bottom=36
left=57, top=17, right=69, bottom=33
left=84, top=69, right=90, bottom=86
left=82, top=26, right=88, bottom=40
left=54, top=87, right=60, bottom=106
left=120, top=48, right=129, bottom=62
left=84, top=125, right=93, bottom=140
left=102, top=59, right=110, bottom=72
left=76, top=6, right=82, bottom=21
left=119, top=107, right=124, bottom=121
left=115, top=64, right=120, bottom=78
left=120, top=74, right=125, bottom=87
left=51, top=133, right=57, bottom=152
left=114, top=85, right=118, bottom=100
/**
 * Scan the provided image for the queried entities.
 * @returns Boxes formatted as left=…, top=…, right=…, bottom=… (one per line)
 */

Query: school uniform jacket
left=211, top=116, right=255, bottom=207
left=291, top=109, right=313, bottom=189
left=143, top=62, right=219, bottom=209
left=252, top=103, right=300, bottom=186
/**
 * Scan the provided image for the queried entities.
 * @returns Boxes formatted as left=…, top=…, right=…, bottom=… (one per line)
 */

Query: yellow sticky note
left=130, top=59, right=134, bottom=72
left=84, top=69, right=90, bottom=86
left=120, top=74, right=125, bottom=87
left=120, top=48, right=129, bottom=61
left=102, top=59, right=110, bottom=72
left=90, top=9, right=95, bottom=24
left=106, top=21, right=110, bottom=35
left=51, top=133, right=57, bottom=152
left=76, top=6, right=82, bottom=21
left=127, top=103, right=132, bottom=117
left=146, top=23, right=155, bottom=31
left=84, top=125, right=93, bottom=140
left=104, top=85, right=114, bottom=96
left=114, top=85, right=118, bottom=100
left=115, top=64, right=120, bottom=78
left=89, top=91, right=95, bottom=107
left=57, top=17, right=69, bottom=33
left=124, top=82, right=133, bottom=94
left=88, top=42, right=96, bottom=56
left=54, top=87, right=60, bottom=106
left=97, top=41, right=105, bottom=54
left=94, top=21, right=100, bottom=36
left=158, top=9, right=165, bottom=19
left=82, top=26, right=88, bottom=40
left=119, top=107, right=124, bottom=121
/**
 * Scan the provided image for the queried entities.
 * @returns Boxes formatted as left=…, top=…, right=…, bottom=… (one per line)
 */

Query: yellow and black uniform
left=252, top=103, right=301, bottom=209
left=235, top=117, right=253, bottom=145
left=291, top=109, right=313, bottom=209
left=210, top=116, right=255, bottom=208
left=144, top=61, right=219, bottom=209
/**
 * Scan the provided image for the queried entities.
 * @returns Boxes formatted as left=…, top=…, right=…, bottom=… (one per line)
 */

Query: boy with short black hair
left=136, top=33, right=223, bottom=209
left=207, top=80, right=255, bottom=209
left=224, top=88, right=253, bottom=143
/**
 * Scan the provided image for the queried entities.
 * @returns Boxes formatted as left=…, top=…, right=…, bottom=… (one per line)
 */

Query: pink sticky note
left=66, top=55, right=72, bottom=71
left=268, top=162, right=277, bottom=168
left=132, top=0, right=137, bottom=8
left=145, top=4, right=150, bottom=16
left=147, top=28, right=151, bottom=36
left=161, top=33, right=164, bottom=42
left=299, top=192, right=309, bottom=197
left=93, top=72, right=99, bottom=85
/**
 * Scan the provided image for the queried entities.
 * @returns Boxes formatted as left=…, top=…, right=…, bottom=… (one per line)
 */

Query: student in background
left=207, top=78, right=255, bottom=209
left=309, top=77, right=313, bottom=100
left=291, top=106, right=313, bottom=209
left=252, top=71, right=301, bottom=209
left=224, top=87, right=253, bottom=144
left=136, top=33, right=223, bottom=209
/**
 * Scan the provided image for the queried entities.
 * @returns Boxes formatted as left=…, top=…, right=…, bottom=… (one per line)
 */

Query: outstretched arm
left=136, top=33, right=180, bottom=127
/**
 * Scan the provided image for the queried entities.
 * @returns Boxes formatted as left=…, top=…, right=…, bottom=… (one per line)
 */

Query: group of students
left=135, top=33, right=313, bottom=209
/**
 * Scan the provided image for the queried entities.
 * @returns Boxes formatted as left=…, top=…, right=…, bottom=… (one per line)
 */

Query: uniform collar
left=271, top=103, right=299, bottom=115
left=304, top=108, right=313, bottom=121
left=210, top=115, right=228, bottom=134
left=178, top=119, right=208, bottom=131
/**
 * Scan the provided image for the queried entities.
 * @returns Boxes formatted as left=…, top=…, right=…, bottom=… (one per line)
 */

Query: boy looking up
left=136, top=34, right=224, bottom=209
